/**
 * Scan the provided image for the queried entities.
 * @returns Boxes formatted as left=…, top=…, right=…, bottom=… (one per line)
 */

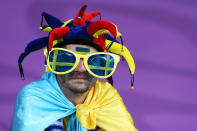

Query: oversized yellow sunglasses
left=46, top=48, right=120, bottom=78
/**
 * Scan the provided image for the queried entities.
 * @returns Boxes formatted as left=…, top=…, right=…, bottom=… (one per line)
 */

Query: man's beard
left=57, top=71, right=97, bottom=94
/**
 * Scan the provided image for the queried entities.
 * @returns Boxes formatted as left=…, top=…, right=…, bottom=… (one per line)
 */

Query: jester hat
left=18, top=5, right=135, bottom=89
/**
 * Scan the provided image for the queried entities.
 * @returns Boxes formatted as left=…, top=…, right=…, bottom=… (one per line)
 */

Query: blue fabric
left=18, top=37, right=48, bottom=64
left=10, top=72, right=86, bottom=131
left=63, top=21, right=94, bottom=42
left=104, top=34, right=119, bottom=43
left=42, top=12, right=63, bottom=29
left=45, top=119, right=63, bottom=131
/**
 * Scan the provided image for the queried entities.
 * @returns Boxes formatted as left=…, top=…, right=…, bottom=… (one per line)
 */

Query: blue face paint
left=76, top=47, right=90, bottom=53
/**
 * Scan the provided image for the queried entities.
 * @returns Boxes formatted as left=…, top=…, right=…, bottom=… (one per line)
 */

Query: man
left=11, top=5, right=137, bottom=131
left=56, top=44, right=98, bottom=106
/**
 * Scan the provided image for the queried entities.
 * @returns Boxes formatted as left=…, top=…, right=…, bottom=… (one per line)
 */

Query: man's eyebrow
left=76, top=47, right=90, bottom=53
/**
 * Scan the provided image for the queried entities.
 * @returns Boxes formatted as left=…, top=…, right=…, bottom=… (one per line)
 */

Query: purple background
left=1, top=0, right=197, bottom=130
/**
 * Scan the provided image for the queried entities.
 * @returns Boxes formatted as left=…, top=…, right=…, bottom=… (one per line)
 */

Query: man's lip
left=70, top=77, right=87, bottom=80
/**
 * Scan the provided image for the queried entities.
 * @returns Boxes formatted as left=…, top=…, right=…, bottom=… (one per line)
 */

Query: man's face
left=56, top=44, right=98, bottom=94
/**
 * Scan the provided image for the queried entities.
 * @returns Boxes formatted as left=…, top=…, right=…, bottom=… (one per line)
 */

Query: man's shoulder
left=92, top=80, right=120, bottom=97
left=95, top=80, right=115, bottom=90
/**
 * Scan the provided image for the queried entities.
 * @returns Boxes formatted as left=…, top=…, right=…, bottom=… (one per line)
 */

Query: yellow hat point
left=130, top=86, right=134, bottom=90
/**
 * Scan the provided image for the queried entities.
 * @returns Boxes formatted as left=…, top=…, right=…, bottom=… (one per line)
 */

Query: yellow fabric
left=93, top=29, right=111, bottom=38
left=52, top=38, right=64, bottom=47
left=92, top=24, right=121, bottom=38
left=62, top=19, right=73, bottom=27
left=105, top=40, right=135, bottom=89
left=76, top=80, right=137, bottom=131
left=105, top=40, right=135, bottom=75
left=93, top=29, right=121, bottom=38
left=40, top=26, right=53, bottom=32
left=44, top=38, right=64, bottom=56
left=40, top=19, right=73, bottom=33
left=113, top=24, right=122, bottom=38
left=117, top=32, right=121, bottom=38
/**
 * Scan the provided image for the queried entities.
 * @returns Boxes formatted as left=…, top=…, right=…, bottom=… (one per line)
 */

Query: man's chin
left=67, top=80, right=90, bottom=93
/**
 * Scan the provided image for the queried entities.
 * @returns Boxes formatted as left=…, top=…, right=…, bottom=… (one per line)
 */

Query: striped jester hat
left=18, top=5, right=135, bottom=89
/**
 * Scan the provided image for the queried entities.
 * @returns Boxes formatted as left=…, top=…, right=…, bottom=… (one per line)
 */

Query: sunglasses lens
left=49, top=50, right=76, bottom=73
left=88, top=54, right=115, bottom=77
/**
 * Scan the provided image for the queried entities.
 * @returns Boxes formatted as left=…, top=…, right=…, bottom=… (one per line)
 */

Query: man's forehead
left=63, top=44, right=98, bottom=53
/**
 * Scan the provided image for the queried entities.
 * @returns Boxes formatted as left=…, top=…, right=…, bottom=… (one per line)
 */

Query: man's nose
left=74, top=58, right=86, bottom=72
